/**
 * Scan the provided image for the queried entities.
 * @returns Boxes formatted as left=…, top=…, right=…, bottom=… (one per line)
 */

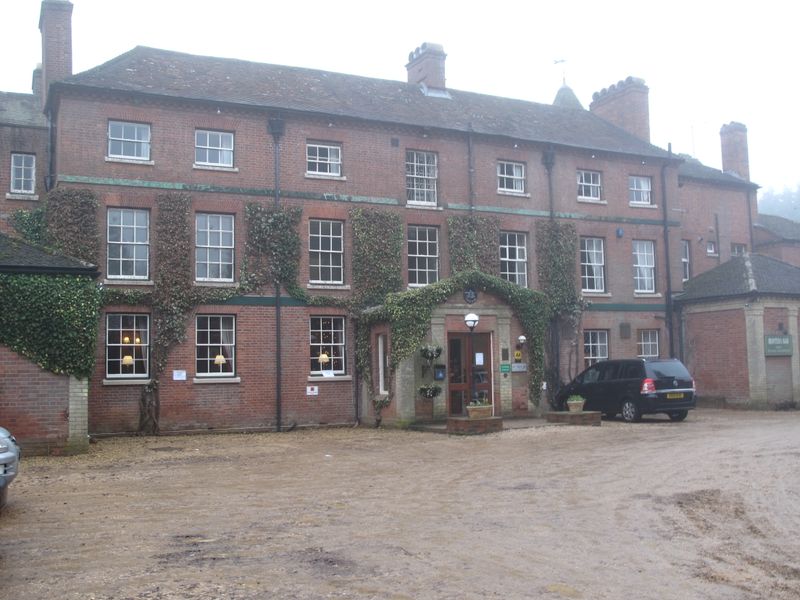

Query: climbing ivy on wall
left=44, top=188, right=101, bottom=265
left=10, top=205, right=47, bottom=246
left=243, top=203, right=303, bottom=293
left=350, top=207, right=404, bottom=308
left=0, top=273, right=101, bottom=377
left=535, top=220, right=584, bottom=406
left=447, top=214, right=500, bottom=275
left=358, top=269, right=550, bottom=406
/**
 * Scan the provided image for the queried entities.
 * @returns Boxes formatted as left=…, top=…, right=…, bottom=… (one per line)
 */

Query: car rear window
left=646, top=361, right=691, bottom=379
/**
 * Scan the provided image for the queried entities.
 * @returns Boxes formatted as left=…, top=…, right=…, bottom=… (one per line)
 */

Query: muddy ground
left=2, top=409, right=800, bottom=599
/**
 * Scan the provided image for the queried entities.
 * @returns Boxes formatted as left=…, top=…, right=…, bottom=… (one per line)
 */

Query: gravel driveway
left=2, top=409, right=799, bottom=599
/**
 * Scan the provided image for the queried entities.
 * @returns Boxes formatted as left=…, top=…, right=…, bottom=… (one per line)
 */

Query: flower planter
left=467, top=405, right=493, bottom=419
left=567, top=400, right=585, bottom=413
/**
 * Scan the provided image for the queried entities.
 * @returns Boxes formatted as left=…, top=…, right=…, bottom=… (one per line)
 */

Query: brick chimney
left=406, top=43, right=447, bottom=89
left=39, top=0, right=73, bottom=107
left=589, top=77, right=650, bottom=142
left=720, top=122, right=750, bottom=181
left=32, top=64, right=43, bottom=100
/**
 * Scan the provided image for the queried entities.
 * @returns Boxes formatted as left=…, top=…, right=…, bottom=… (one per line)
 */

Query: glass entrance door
left=447, top=332, right=492, bottom=416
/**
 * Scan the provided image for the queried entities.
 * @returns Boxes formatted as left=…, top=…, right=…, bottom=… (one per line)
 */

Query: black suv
left=555, top=358, right=696, bottom=422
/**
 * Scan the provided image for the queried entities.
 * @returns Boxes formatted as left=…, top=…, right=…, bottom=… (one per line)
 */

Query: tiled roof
left=0, top=92, right=47, bottom=128
left=755, top=213, right=800, bottom=241
left=53, top=46, right=674, bottom=160
left=676, top=254, right=800, bottom=303
left=0, top=232, right=97, bottom=275
left=677, top=154, right=758, bottom=189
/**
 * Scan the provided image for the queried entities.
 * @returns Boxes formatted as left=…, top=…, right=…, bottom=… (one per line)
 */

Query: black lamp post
left=464, top=312, right=479, bottom=407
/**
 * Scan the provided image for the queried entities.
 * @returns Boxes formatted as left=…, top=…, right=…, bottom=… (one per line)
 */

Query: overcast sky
left=2, top=0, right=795, bottom=195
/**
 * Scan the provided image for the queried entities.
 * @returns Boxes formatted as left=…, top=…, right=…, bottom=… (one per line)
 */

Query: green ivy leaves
left=0, top=274, right=101, bottom=377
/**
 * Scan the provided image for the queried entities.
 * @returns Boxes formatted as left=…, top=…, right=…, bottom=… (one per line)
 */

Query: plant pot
left=566, top=400, right=585, bottom=413
left=467, top=405, right=493, bottom=419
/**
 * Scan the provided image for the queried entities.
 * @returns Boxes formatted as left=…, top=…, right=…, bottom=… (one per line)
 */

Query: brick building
left=2, top=1, right=788, bottom=445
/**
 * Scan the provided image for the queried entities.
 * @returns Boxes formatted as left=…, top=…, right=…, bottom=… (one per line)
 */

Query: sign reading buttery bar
left=765, top=334, right=793, bottom=356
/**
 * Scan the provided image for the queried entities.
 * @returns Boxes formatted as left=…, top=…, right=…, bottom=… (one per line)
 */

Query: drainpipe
left=542, top=146, right=556, bottom=220
left=46, top=107, right=56, bottom=191
left=268, top=117, right=285, bottom=431
left=746, top=190, right=755, bottom=252
left=467, top=124, right=475, bottom=213
left=661, top=145, right=675, bottom=357
left=541, top=146, right=559, bottom=401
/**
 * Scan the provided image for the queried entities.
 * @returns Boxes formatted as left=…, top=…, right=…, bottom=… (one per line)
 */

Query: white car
left=0, top=426, right=20, bottom=514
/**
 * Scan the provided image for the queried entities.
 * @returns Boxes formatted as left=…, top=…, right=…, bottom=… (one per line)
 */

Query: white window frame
left=681, top=240, right=691, bottom=282
left=637, top=329, right=659, bottom=358
left=10, top=153, right=35, bottom=194
left=732, top=243, right=747, bottom=256
left=377, top=334, right=388, bottom=395
left=633, top=240, right=655, bottom=293
left=106, top=313, right=149, bottom=378
left=309, top=219, right=344, bottom=284
left=195, top=213, right=234, bottom=282
left=108, top=121, right=150, bottom=160
left=628, top=176, right=652, bottom=205
left=707, top=240, right=718, bottom=255
left=107, top=208, right=149, bottom=280
left=310, top=316, right=346, bottom=375
left=583, top=330, right=608, bottom=367
left=497, top=161, right=525, bottom=194
left=406, top=150, right=438, bottom=205
left=577, top=170, right=602, bottom=201
left=408, top=225, right=439, bottom=286
left=499, top=232, right=528, bottom=287
left=195, top=315, right=236, bottom=377
left=195, top=130, right=234, bottom=167
left=580, top=237, right=606, bottom=292
left=306, top=143, right=342, bottom=177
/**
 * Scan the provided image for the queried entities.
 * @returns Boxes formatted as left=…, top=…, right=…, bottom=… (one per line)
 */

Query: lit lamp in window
left=318, top=352, right=330, bottom=366
left=122, top=355, right=134, bottom=366
left=123, top=336, right=130, bottom=344
left=214, top=353, right=227, bottom=366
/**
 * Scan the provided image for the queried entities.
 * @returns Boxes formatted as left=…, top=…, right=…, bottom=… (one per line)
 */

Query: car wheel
left=668, top=410, right=688, bottom=422
left=621, top=400, right=641, bottom=423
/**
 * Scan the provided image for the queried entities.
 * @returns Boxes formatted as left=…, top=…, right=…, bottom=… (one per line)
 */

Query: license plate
left=667, top=393, right=683, bottom=399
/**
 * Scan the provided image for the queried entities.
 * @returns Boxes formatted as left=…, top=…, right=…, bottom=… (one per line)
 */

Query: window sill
left=406, top=202, right=441, bottom=210
left=305, top=173, right=346, bottom=181
left=577, top=198, right=607, bottom=205
left=103, top=378, right=152, bottom=386
left=194, top=281, right=238, bottom=288
left=103, top=279, right=155, bottom=286
left=497, top=190, right=531, bottom=198
left=634, top=292, right=663, bottom=298
left=706, top=253, right=719, bottom=258
left=193, top=164, right=238, bottom=173
left=307, top=283, right=350, bottom=290
left=307, top=375, right=353, bottom=382
left=629, top=202, right=658, bottom=209
left=105, top=157, right=154, bottom=166
left=582, top=291, right=611, bottom=297
left=193, top=377, right=241, bottom=384
left=6, top=192, right=39, bottom=201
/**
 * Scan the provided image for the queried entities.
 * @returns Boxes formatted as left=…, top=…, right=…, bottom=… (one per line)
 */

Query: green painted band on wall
left=57, top=175, right=399, bottom=206
left=58, top=175, right=677, bottom=224
left=585, top=303, right=666, bottom=312
left=221, top=295, right=308, bottom=306
left=448, top=203, right=679, bottom=227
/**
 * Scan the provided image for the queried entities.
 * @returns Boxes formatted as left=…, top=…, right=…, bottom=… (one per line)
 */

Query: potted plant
left=418, top=384, right=442, bottom=400
left=419, top=344, right=442, bottom=376
left=466, top=395, right=492, bottom=419
left=566, top=394, right=586, bottom=413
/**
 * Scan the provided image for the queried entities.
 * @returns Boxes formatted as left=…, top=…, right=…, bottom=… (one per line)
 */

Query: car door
left=593, top=361, right=620, bottom=413
left=573, top=364, right=603, bottom=410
